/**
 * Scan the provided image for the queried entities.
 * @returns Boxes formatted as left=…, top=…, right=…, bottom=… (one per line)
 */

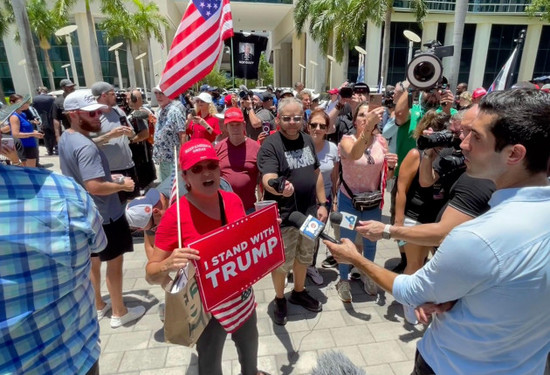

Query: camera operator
left=358, top=105, right=495, bottom=248
left=326, top=82, right=364, bottom=144
left=390, top=79, right=457, bottom=272
left=239, top=89, right=264, bottom=141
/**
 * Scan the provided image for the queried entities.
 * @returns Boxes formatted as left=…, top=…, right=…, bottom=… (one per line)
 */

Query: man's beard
left=80, top=117, right=100, bottom=132
left=423, top=94, right=439, bottom=110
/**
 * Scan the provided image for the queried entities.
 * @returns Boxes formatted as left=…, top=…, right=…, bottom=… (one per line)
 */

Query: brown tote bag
left=164, top=264, right=211, bottom=347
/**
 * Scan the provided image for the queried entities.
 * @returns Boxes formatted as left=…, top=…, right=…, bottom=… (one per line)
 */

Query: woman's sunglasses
left=309, top=122, right=327, bottom=130
left=189, top=162, right=219, bottom=174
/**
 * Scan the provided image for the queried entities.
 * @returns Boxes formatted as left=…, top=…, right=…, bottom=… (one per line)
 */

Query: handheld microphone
left=288, top=211, right=341, bottom=244
left=330, top=211, right=359, bottom=231
left=268, top=176, right=286, bottom=194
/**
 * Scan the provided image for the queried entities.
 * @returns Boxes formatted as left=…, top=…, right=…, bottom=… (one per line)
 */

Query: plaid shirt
left=0, top=166, right=106, bottom=375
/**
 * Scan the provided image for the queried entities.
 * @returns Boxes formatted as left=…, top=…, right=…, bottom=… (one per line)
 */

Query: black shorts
left=21, top=145, right=39, bottom=160
left=92, top=215, right=134, bottom=261
left=112, top=166, right=140, bottom=203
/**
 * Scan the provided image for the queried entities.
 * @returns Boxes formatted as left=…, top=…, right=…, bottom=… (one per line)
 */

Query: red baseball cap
left=223, top=107, right=244, bottom=125
left=328, top=88, right=339, bottom=95
left=472, top=87, right=487, bottom=100
left=179, top=139, right=219, bottom=171
left=224, top=94, right=233, bottom=106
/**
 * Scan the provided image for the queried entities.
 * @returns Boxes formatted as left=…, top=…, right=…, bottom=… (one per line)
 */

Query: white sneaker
left=110, top=305, right=146, bottom=328
left=307, top=266, right=324, bottom=285
left=403, top=304, right=419, bottom=325
left=96, top=300, right=111, bottom=320
left=360, top=273, right=378, bottom=296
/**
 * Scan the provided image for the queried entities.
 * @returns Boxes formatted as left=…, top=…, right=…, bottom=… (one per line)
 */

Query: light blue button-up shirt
left=393, top=186, right=550, bottom=375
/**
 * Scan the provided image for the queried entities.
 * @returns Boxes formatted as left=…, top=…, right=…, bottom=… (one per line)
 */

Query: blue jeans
left=337, top=191, right=381, bottom=281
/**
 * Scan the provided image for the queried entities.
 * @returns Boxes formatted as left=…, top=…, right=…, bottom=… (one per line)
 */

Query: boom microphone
left=288, top=211, right=341, bottom=244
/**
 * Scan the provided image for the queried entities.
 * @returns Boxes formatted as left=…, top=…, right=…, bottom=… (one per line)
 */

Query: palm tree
left=99, top=0, right=168, bottom=89
left=0, top=0, right=15, bottom=102
left=129, top=0, right=168, bottom=90
left=294, top=0, right=426, bottom=84
left=11, top=0, right=43, bottom=92
left=26, top=0, right=68, bottom=91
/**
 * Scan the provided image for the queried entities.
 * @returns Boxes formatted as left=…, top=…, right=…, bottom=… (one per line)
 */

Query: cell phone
left=262, top=122, right=270, bottom=134
left=340, top=87, right=353, bottom=99
left=1, top=137, right=14, bottom=149
left=119, top=116, right=128, bottom=126
left=190, top=109, right=197, bottom=117
left=369, top=93, right=383, bottom=109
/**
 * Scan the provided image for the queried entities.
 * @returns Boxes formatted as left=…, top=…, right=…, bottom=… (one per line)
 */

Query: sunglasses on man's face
left=79, top=110, right=100, bottom=117
left=189, top=162, right=219, bottom=174
left=309, top=122, right=327, bottom=130
left=280, top=115, right=303, bottom=123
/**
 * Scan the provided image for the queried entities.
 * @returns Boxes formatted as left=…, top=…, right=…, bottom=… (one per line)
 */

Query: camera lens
left=413, top=62, right=436, bottom=83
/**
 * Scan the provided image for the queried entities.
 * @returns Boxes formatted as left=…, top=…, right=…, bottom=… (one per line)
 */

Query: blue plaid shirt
left=0, top=166, right=106, bottom=375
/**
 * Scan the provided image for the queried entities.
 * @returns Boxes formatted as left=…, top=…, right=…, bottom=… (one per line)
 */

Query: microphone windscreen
left=288, top=211, right=307, bottom=229
left=311, top=351, right=366, bottom=375
left=329, top=212, right=343, bottom=226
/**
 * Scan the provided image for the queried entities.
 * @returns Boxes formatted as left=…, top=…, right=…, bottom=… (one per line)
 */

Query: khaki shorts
left=276, top=227, right=315, bottom=273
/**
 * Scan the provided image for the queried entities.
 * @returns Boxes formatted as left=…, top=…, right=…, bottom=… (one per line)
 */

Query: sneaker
left=110, top=305, right=146, bottom=328
left=307, top=266, right=324, bottom=285
left=350, top=266, right=361, bottom=280
left=336, top=280, right=352, bottom=303
left=360, top=273, right=378, bottom=296
left=96, top=300, right=111, bottom=320
left=403, top=304, right=419, bottom=325
left=158, top=303, right=165, bottom=323
left=288, top=289, right=322, bottom=312
left=273, top=297, right=287, bottom=326
left=321, top=255, right=338, bottom=268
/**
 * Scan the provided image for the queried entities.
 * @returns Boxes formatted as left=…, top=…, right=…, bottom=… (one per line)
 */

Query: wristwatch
left=318, top=201, right=329, bottom=208
left=382, top=224, right=392, bottom=240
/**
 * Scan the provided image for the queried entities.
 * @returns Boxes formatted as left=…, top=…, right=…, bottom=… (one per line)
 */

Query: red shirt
left=154, top=190, right=255, bottom=333
left=215, top=138, right=260, bottom=211
left=187, top=114, right=220, bottom=143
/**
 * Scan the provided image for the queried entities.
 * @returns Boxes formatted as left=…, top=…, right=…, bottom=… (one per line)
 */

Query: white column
left=366, top=21, right=382, bottom=88
left=468, top=23, right=492, bottom=89
left=421, top=21, right=439, bottom=48
left=442, top=22, right=454, bottom=74
left=518, top=24, right=542, bottom=82
left=74, top=13, right=101, bottom=86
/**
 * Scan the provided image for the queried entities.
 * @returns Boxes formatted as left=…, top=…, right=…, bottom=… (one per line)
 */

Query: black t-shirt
left=54, top=95, right=70, bottom=129
left=257, top=131, right=320, bottom=226
left=405, top=170, right=446, bottom=224
left=436, top=173, right=495, bottom=222
left=327, top=104, right=353, bottom=144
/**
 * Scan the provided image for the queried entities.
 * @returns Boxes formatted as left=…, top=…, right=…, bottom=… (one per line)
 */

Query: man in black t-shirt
left=258, top=97, right=328, bottom=326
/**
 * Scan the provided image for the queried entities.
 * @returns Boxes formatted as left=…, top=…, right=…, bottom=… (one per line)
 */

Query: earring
left=185, top=183, right=191, bottom=190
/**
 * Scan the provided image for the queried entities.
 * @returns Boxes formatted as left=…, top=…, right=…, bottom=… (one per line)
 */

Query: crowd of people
left=1, top=74, right=549, bottom=375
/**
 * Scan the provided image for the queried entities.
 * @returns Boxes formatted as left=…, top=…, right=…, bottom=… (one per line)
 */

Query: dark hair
left=413, top=110, right=450, bottom=139
left=479, top=89, right=550, bottom=173
left=9, top=94, right=23, bottom=104
left=307, top=108, right=330, bottom=137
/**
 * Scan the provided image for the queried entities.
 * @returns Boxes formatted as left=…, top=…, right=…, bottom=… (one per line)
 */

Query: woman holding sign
left=146, top=139, right=267, bottom=375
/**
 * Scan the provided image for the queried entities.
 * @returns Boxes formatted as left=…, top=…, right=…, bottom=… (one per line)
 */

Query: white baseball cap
left=194, top=92, right=213, bottom=104
left=125, top=189, right=161, bottom=229
left=64, top=89, right=107, bottom=112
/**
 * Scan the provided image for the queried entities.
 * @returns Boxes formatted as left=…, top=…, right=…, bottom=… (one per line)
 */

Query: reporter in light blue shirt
left=324, top=89, right=550, bottom=375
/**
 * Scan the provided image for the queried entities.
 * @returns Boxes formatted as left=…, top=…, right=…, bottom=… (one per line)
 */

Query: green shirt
left=394, top=104, right=457, bottom=176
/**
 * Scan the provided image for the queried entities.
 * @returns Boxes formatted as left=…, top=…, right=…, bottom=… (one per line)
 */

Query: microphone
left=330, top=211, right=359, bottom=230
left=268, top=176, right=286, bottom=194
left=288, top=211, right=341, bottom=244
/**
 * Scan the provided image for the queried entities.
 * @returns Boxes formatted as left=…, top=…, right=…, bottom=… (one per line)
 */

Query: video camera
left=383, top=90, right=395, bottom=108
left=406, top=41, right=454, bottom=91
left=418, top=130, right=465, bottom=172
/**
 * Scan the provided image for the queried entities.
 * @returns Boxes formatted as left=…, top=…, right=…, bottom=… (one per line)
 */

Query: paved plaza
left=41, top=149, right=423, bottom=375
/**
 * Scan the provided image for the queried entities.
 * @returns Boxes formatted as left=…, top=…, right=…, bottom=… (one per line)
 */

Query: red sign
left=189, top=205, right=285, bottom=312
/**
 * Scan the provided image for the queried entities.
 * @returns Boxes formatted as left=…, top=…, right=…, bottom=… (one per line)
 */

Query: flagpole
left=506, top=29, right=526, bottom=89
left=231, top=37, right=235, bottom=88
left=174, top=145, right=182, bottom=249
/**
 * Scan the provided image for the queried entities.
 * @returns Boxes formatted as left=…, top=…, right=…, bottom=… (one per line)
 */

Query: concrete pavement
left=40, top=148, right=423, bottom=375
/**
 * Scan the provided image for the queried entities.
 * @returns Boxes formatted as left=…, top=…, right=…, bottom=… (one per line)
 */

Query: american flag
left=159, top=0, right=233, bottom=99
